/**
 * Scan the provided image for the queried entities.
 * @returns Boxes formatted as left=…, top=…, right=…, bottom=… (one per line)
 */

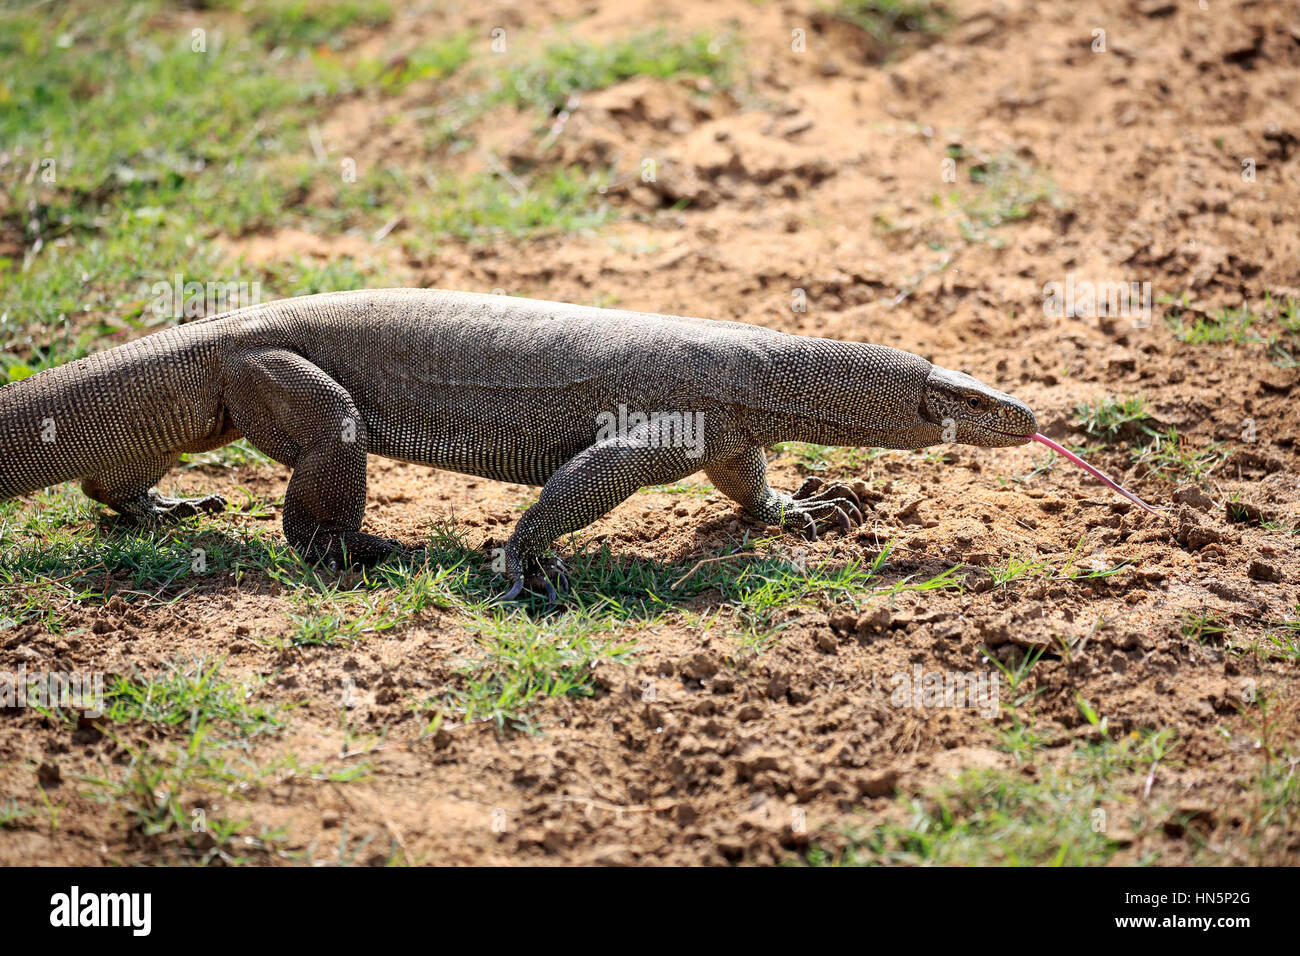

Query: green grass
left=831, top=0, right=952, bottom=56
left=254, top=256, right=382, bottom=299
left=1071, top=397, right=1226, bottom=488
left=315, top=31, right=475, bottom=93
left=234, top=0, right=395, bottom=50
left=925, top=152, right=1060, bottom=247
left=1181, top=608, right=1230, bottom=645
left=408, top=166, right=614, bottom=244
left=1165, top=303, right=1258, bottom=345
left=0, top=798, right=32, bottom=829
left=1130, top=428, right=1228, bottom=486
left=1, top=486, right=1067, bottom=663
left=0, top=483, right=289, bottom=631
left=427, top=609, right=637, bottom=733
left=182, top=438, right=276, bottom=470
left=774, top=441, right=889, bottom=473
left=1271, top=296, right=1300, bottom=365
left=808, top=675, right=1299, bottom=867
left=1073, top=395, right=1152, bottom=443
left=65, top=657, right=292, bottom=864
left=0, top=498, right=972, bottom=735
left=0, top=507, right=283, bottom=590
left=337, top=29, right=736, bottom=247
left=646, top=481, right=715, bottom=497
left=100, top=658, right=281, bottom=735
left=261, top=552, right=464, bottom=647
left=1000, top=440, right=1104, bottom=486
left=1244, top=605, right=1300, bottom=663
left=808, top=727, right=1177, bottom=866
left=0, top=1, right=369, bottom=354
left=2, top=5, right=735, bottom=367
left=984, top=540, right=1129, bottom=590
left=956, top=154, right=1059, bottom=241
left=1163, top=294, right=1300, bottom=367
left=79, top=727, right=291, bottom=864
left=501, top=30, right=735, bottom=113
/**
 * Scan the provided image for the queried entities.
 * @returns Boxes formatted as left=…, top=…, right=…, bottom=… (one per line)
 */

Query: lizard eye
left=966, top=396, right=981, bottom=410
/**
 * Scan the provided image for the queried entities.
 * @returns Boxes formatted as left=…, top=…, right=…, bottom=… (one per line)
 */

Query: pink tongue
left=1030, top=432, right=1166, bottom=518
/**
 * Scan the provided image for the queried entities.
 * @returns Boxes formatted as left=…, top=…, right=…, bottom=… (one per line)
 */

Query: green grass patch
left=310, top=31, right=474, bottom=93
left=233, top=0, right=395, bottom=50
left=831, top=0, right=952, bottom=56
left=1071, top=398, right=1226, bottom=488
left=1, top=5, right=745, bottom=358
left=809, top=727, right=1176, bottom=865
left=1130, top=428, right=1228, bottom=486
left=0, top=484, right=291, bottom=632
left=1066, top=395, right=1227, bottom=486
left=1073, top=395, right=1152, bottom=444
left=68, top=656, right=292, bottom=864
left=182, top=438, right=276, bottom=470
left=408, top=166, right=614, bottom=244
left=426, top=609, right=636, bottom=733
left=100, top=658, right=281, bottom=736
left=79, top=725, right=290, bottom=864
left=0, top=0, right=360, bottom=348
left=1163, top=294, right=1300, bottom=367
left=1180, top=608, right=1230, bottom=645
left=927, top=152, right=1060, bottom=246
left=773, top=441, right=889, bottom=473
left=954, top=154, right=1059, bottom=243
left=1165, top=302, right=1257, bottom=345
left=502, top=29, right=736, bottom=112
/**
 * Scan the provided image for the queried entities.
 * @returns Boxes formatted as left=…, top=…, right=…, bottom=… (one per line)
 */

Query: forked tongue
left=1030, top=433, right=1166, bottom=518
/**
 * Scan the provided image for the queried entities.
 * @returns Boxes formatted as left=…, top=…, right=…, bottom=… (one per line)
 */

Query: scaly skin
left=0, top=289, right=1037, bottom=597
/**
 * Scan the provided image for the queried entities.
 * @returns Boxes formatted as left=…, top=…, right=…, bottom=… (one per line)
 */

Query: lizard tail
left=0, top=330, right=214, bottom=501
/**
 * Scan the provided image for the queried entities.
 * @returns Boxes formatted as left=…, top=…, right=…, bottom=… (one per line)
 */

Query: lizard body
left=0, top=289, right=1037, bottom=596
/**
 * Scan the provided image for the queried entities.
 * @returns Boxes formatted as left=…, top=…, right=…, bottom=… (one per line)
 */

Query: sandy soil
left=2, top=0, right=1299, bottom=865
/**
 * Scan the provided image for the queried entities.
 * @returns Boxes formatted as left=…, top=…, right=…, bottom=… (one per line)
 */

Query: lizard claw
left=779, top=481, right=868, bottom=540
left=833, top=505, right=853, bottom=534
left=500, top=577, right=525, bottom=603
left=498, top=555, right=569, bottom=603
left=793, top=476, right=825, bottom=501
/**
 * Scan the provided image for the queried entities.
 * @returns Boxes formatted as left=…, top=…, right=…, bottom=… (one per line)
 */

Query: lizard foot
left=151, top=492, right=227, bottom=519
left=500, top=555, right=570, bottom=604
left=111, top=491, right=228, bottom=526
left=296, top=530, right=404, bottom=571
left=783, top=477, right=866, bottom=541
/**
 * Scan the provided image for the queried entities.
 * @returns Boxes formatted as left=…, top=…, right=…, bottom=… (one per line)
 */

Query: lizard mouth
left=986, top=427, right=1034, bottom=444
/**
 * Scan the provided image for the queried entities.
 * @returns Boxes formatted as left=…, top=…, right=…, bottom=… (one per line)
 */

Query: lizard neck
left=744, top=336, right=939, bottom=449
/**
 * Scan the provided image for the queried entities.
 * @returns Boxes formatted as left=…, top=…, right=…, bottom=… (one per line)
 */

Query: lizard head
left=921, top=365, right=1038, bottom=447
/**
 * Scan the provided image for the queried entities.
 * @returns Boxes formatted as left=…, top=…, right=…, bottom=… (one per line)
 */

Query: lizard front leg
left=223, top=347, right=400, bottom=570
left=502, top=420, right=700, bottom=601
left=705, top=446, right=865, bottom=540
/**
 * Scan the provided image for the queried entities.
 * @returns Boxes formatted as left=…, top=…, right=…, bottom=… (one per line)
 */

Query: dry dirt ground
left=2, top=0, right=1299, bottom=865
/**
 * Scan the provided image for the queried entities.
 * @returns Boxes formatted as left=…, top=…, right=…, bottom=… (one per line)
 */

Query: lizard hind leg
left=223, top=347, right=400, bottom=570
left=82, top=453, right=227, bottom=525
